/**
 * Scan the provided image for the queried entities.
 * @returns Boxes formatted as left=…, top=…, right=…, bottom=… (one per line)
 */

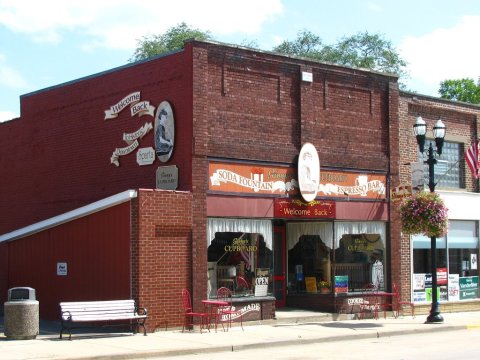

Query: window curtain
left=207, top=218, right=272, bottom=249
left=286, top=222, right=333, bottom=250
left=334, top=221, right=386, bottom=247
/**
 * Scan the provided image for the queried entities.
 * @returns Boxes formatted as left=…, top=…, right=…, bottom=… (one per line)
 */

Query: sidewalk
left=1, top=309, right=480, bottom=360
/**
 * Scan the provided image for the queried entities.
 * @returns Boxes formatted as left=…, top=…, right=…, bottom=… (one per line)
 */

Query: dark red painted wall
left=3, top=201, right=131, bottom=320
left=0, top=50, right=193, bottom=234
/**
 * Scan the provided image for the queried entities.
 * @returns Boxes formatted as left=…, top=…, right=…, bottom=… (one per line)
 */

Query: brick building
left=0, top=40, right=477, bottom=330
left=395, top=92, right=480, bottom=314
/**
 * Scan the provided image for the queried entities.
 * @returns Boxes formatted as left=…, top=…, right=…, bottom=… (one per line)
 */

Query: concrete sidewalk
left=1, top=309, right=480, bottom=360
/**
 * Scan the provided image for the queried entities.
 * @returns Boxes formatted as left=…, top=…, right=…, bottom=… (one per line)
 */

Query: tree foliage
left=438, top=78, right=480, bottom=104
left=273, top=30, right=408, bottom=86
left=129, top=25, right=408, bottom=88
left=129, top=22, right=212, bottom=62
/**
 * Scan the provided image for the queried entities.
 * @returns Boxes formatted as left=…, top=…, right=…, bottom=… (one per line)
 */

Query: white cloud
left=0, top=110, right=18, bottom=122
left=0, top=0, right=284, bottom=49
left=400, top=15, right=480, bottom=95
left=0, top=54, right=28, bottom=88
left=367, top=2, right=383, bottom=13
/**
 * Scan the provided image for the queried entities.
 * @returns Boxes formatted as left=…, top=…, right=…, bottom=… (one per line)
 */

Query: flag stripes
left=465, top=139, right=480, bottom=179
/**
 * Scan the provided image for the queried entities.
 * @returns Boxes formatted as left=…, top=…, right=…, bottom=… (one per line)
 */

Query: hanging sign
left=298, top=143, right=320, bottom=202
left=274, top=198, right=335, bottom=219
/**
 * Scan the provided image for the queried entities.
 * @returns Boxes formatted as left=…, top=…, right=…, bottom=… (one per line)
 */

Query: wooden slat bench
left=59, top=300, right=148, bottom=340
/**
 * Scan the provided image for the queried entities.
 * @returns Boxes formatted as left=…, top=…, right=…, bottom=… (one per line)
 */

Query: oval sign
left=154, top=101, right=175, bottom=162
left=298, top=142, right=320, bottom=202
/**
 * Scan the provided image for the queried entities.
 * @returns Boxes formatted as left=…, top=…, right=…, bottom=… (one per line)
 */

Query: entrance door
left=273, top=226, right=286, bottom=307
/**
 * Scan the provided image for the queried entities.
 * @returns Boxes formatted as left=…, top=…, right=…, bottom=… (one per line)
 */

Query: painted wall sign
left=208, top=162, right=386, bottom=199
left=136, top=147, right=155, bottom=166
left=130, top=101, right=155, bottom=117
left=110, top=140, right=139, bottom=167
left=274, top=198, right=335, bottom=219
left=155, top=101, right=175, bottom=163
left=104, top=92, right=141, bottom=119
left=209, top=163, right=298, bottom=195
left=106, top=91, right=157, bottom=166
left=298, top=142, right=320, bottom=202
left=123, top=122, right=153, bottom=144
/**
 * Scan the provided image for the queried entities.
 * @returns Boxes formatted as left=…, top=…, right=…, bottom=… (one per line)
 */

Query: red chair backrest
left=217, top=287, right=233, bottom=304
left=182, top=289, right=193, bottom=312
left=236, top=275, right=250, bottom=289
left=393, top=283, right=400, bottom=296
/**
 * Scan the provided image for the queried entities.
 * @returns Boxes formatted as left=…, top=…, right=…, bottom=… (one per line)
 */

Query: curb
left=57, top=323, right=469, bottom=360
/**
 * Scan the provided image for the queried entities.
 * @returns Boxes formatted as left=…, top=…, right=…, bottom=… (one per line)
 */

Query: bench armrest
left=136, top=306, right=148, bottom=317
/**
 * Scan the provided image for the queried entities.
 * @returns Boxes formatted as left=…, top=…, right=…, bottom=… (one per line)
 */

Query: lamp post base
left=426, top=312, right=444, bottom=323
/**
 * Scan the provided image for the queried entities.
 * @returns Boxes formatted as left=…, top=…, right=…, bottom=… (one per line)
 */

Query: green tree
left=129, top=22, right=212, bottom=62
left=438, top=78, right=480, bottom=104
left=273, top=30, right=408, bottom=87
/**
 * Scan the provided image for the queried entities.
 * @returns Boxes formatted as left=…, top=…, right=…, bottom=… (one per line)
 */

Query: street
left=161, top=327, right=480, bottom=360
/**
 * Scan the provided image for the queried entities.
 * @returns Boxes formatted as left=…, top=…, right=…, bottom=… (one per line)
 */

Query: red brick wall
left=0, top=51, right=193, bottom=235
left=395, top=92, right=480, bottom=301
left=199, top=42, right=394, bottom=171
left=132, top=189, right=193, bottom=331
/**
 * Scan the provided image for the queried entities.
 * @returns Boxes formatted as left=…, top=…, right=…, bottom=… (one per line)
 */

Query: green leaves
left=439, top=78, right=480, bottom=104
left=129, top=22, right=212, bottom=62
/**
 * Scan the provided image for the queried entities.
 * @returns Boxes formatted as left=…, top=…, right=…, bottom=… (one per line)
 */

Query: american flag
left=465, top=139, right=480, bottom=179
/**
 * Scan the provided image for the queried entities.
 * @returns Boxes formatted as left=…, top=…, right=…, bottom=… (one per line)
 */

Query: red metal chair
left=181, top=289, right=208, bottom=333
left=216, top=287, right=244, bottom=331
left=358, top=283, right=380, bottom=320
left=392, top=283, right=415, bottom=318
left=235, top=275, right=250, bottom=293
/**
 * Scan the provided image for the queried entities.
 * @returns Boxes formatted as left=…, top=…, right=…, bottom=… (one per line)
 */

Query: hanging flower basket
left=399, top=191, right=449, bottom=238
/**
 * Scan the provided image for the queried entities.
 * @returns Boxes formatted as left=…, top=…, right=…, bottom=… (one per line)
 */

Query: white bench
left=59, top=300, right=148, bottom=340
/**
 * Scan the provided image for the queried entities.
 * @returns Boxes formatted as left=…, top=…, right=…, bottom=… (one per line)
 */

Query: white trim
left=0, top=190, right=137, bottom=243
left=438, top=190, right=480, bottom=220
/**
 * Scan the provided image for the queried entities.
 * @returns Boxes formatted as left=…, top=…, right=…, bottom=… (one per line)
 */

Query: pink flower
left=399, top=192, right=448, bottom=238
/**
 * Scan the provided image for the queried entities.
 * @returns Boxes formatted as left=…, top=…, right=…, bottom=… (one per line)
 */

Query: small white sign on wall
left=136, top=147, right=155, bottom=166
left=57, top=262, right=68, bottom=276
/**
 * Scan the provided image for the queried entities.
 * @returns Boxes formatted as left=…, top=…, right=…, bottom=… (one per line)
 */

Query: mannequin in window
left=371, top=249, right=384, bottom=289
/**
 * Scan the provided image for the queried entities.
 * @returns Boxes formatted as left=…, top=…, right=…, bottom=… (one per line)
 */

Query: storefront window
left=419, top=140, right=464, bottom=189
left=286, top=222, right=333, bottom=294
left=207, top=219, right=273, bottom=298
left=413, top=220, right=479, bottom=302
left=334, top=222, right=387, bottom=292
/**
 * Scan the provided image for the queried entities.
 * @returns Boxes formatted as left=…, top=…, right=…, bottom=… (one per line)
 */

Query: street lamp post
left=413, top=116, right=446, bottom=323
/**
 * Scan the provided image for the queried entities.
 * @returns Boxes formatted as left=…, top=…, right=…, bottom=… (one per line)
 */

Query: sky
left=1, top=0, right=479, bottom=122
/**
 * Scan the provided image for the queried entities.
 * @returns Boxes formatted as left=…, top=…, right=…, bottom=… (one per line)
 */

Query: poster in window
left=305, top=277, right=317, bottom=293
left=255, top=268, right=269, bottom=297
left=448, top=274, right=460, bottom=301
left=334, top=275, right=348, bottom=293
left=471, top=254, right=478, bottom=270
left=413, top=273, right=425, bottom=291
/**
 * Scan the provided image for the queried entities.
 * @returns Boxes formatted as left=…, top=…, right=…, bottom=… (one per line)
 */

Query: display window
left=334, top=222, right=386, bottom=292
left=286, top=221, right=386, bottom=294
left=413, top=220, right=479, bottom=302
left=207, top=219, right=273, bottom=298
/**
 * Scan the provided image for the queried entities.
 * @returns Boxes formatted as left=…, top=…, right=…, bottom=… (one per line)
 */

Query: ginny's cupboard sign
left=208, top=162, right=386, bottom=199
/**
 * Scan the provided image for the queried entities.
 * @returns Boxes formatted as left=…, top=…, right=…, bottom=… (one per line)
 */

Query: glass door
left=273, top=226, right=286, bottom=307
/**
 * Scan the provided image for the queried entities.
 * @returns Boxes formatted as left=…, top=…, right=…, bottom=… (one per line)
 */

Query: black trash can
left=4, top=287, right=39, bottom=340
